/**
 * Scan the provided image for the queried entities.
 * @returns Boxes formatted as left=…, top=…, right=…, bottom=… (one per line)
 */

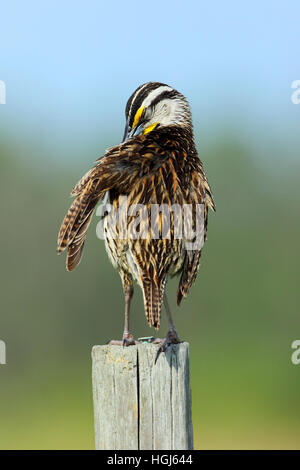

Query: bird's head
left=122, top=82, right=192, bottom=142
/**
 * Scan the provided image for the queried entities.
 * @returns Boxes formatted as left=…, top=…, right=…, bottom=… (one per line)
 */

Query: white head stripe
left=141, top=85, right=173, bottom=109
left=129, top=82, right=150, bottom=117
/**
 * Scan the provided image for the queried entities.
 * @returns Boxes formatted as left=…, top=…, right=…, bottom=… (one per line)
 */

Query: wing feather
left=57, top=141, right=142, bottom=270
left=177, top=157, right=215, bottom=304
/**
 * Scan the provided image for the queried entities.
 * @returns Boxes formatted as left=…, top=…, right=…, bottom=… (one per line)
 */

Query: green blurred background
left=0, top=0, right=300, bottom=449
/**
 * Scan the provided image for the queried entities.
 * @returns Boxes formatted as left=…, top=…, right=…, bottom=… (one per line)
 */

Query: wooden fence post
left=92, top=342, right=193, bottom=450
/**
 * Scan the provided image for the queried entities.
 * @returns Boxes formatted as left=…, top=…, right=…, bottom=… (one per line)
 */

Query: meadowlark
left=57, top=82, right=215, bottom=360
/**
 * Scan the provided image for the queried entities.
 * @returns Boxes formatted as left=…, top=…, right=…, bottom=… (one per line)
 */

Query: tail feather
left=142, top=278, right=166, bottom=329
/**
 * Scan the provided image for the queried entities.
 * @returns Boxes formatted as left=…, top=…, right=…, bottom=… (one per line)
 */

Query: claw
left=122, top=334, right=136, bottom=347
left=155, top=345, right=165, bottom=364
left=108, top=333, right=140, bottom=346
left=154, top=328, right=181, bottom=364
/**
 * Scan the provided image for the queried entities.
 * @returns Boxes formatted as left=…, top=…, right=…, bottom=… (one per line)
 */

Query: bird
left=57, top=82, right=215, bottom=361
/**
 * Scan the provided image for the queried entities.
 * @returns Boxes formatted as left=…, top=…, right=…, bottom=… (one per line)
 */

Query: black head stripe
left=125, top=82, right=169, bottom=128
left=149, top=89, right=180, bottom=108
left=125, top=83, right=146, bottom=118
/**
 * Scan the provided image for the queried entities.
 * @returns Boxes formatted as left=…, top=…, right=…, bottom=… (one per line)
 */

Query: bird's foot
left=107, top=332, right=140, bottom=347
left=152, top=327, right=181, bottom=364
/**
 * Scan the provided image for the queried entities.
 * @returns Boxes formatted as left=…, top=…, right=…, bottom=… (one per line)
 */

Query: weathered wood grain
left=92, top=342, right=193, bottom=450
left=92, top=345, right=138, bottom=450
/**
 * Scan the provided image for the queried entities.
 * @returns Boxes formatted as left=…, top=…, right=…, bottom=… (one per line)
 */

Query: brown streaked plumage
left=57, top=82, right=215, bottom=358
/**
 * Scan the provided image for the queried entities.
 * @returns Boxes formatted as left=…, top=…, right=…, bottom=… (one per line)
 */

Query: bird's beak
left=122, top=120, right=130, bottom=142
left=122, top=119, right=145, bottom=142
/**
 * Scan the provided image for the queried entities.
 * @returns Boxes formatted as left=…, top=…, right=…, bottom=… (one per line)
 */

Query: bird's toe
left=122, top=333, right=138, bottom=347
left=154, top=328, right=181, bottom=363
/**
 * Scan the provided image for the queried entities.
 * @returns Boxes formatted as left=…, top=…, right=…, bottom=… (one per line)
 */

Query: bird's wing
left=57, top=141, right=143, bottom=271
left=57, top=135, right=171, bottom=271
left=177, top=156, right=215, bottom=304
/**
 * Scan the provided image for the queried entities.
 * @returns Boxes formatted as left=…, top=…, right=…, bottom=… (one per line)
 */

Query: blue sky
left=0, top=0, right=299, bottom=164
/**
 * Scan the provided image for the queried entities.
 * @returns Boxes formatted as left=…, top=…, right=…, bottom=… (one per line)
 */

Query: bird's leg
left=108, top=283, right=139, bottom=346
left=122, top=284, right=136, bottom=346
left=153, top=293, right=180, bottom=363
left=163, top=292, right=180, bottom=342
